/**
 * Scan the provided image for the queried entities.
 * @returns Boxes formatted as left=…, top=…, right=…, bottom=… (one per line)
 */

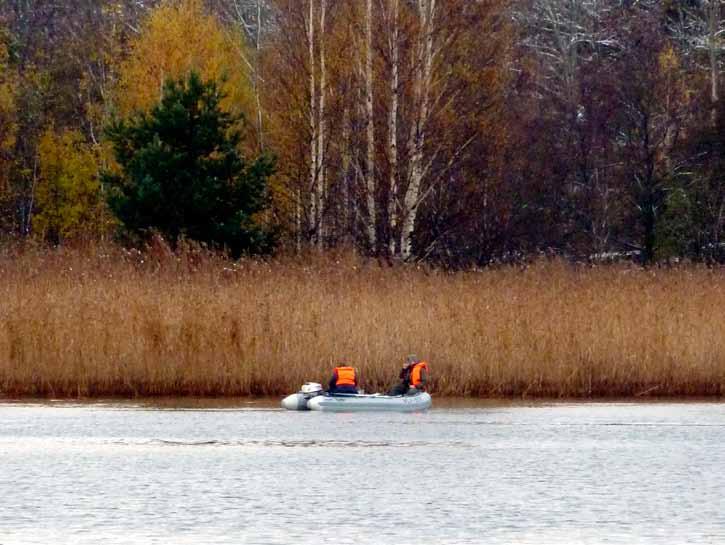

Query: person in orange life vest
left=387, top=354, right=428, bottom=396
left=328, top=364, right=359, bottom=395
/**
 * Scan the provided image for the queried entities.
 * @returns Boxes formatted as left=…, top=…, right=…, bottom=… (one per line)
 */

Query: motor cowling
left=300, top=382, right=324, bottom=397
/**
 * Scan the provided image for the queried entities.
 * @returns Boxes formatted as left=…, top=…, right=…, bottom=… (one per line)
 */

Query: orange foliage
left=115, top=0, right=254, bottom=125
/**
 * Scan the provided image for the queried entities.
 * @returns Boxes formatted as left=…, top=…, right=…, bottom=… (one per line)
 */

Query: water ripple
left=138, top=438, right=473, bottom=448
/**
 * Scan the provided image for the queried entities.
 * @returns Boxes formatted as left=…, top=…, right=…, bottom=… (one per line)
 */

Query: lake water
left=0, top=400, right=724, bottom=545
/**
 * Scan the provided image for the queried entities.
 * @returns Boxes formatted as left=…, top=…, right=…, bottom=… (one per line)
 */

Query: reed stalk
left=1, top=243, right=724, bottom=398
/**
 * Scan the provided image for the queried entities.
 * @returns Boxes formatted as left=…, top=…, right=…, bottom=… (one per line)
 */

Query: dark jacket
left=400, top=364, right=427, bottom=390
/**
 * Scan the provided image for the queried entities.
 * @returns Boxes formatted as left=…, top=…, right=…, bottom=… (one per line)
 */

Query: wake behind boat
left=281, top=383, right=432, bottom=413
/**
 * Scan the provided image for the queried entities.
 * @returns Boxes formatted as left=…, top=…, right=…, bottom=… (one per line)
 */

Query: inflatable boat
left=281, top=383, right=432, bottom=413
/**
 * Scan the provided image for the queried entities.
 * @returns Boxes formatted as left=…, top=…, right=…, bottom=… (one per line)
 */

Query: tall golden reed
left=0, top=243, right=724, bottom=398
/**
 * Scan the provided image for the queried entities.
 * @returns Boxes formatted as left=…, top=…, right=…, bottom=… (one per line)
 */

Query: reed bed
left=1, top=243, right=724, bottom=398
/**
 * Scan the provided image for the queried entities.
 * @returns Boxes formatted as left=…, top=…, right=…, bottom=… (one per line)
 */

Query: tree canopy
left=115, top=0, right=255, bottom=127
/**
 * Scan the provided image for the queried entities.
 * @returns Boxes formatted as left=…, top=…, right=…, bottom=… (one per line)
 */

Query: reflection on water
left=1, top=401, right=724, bottom=545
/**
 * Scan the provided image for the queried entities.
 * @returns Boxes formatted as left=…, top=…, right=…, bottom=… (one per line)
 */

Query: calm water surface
left=1, top=400, right=724, bottom=545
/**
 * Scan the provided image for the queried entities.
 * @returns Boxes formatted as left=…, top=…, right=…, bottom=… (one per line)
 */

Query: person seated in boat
left=327, top=364, right=359, bottom=395
left=387, top=355, right=429, bottom=396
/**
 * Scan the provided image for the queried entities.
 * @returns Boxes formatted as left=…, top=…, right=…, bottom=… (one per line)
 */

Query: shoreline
left=1, top=394, right=724, bottom=410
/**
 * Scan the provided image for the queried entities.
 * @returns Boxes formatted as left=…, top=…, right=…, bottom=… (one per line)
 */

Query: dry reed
left=1, top=242, right=724, bottom=398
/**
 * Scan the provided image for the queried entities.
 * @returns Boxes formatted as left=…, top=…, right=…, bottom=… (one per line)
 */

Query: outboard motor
left=301, top=382, right=324, bottom=396
left=281, top=382, right=324, bottom=410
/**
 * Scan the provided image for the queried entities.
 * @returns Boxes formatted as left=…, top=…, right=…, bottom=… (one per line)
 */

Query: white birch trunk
left=708, top=0, right=720, bottom=126
left=308, top=0, right=318, bottom=239
left=316, top=0, right=327, bottom=247
left=387, top=0, right=400, bottom=255
left=400, top=0, right=436, bottom=260
left=341, top=105, right=351, bottom=235
left=296, top=188, right=302, bottom=253
left=364, top=0, right=377, bottom=250
left=229, top=0, right=265, bottom=148
left=255, top=0, right=264, bottom=149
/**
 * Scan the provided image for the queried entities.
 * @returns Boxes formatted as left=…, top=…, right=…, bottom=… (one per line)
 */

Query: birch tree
left=220, top=0, right=270, bottom=148
left=385, top=0, right=400, bottom=255
left=397, top=0, right=436, bottom=259
left=316, top=0, right=328, bottom=244
left=305, top=0, right=329, bottom=247
left=363, top=0, right=377, bottom=250
left=307, top=0, right=318, bottom=241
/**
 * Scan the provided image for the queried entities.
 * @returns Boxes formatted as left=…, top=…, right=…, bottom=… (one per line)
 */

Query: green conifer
left=104, top=72, right=274, bottom=255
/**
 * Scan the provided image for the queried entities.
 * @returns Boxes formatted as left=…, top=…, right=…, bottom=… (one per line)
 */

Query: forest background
left=1, top=0, right=725, bottom=398
left=1, top=0, right=724, bottom=265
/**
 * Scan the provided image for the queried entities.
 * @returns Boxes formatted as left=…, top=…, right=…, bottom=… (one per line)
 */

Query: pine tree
left=103, top=72, right=275, bottom=255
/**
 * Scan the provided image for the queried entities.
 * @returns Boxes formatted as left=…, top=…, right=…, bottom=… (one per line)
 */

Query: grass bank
left=1, top=244, right=724, bottom=398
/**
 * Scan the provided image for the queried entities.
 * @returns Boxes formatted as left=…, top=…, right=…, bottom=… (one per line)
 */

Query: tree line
left=0, top=0, right=723, bottom=264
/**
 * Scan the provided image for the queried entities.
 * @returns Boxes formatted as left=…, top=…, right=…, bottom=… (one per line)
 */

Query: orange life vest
left=335, top=366, right=357, bottom=387
left=409, top=361, right=429, bottom=388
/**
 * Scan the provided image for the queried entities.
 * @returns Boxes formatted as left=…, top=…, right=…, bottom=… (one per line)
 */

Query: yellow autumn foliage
left=657, top=44, right=691, bottom=112
left=34, top=129, right=112, bottom=242
left=658, top=44, right=680, bottom=73
left=0, top=35, right=17, bottom=194
left=115, top=0, right=254, bottom=123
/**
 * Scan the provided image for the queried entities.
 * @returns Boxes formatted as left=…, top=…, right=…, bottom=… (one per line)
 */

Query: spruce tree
left=104, top=72, right=274, bottom=255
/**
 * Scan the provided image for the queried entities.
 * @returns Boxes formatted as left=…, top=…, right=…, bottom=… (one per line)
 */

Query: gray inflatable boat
left=281, top=383, right=432, bottom=413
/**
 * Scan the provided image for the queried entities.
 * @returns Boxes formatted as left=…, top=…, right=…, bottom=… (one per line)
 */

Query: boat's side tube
left=281, top=393, right=311, bottom=411
left=307, top=392, right=432, bottom=412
